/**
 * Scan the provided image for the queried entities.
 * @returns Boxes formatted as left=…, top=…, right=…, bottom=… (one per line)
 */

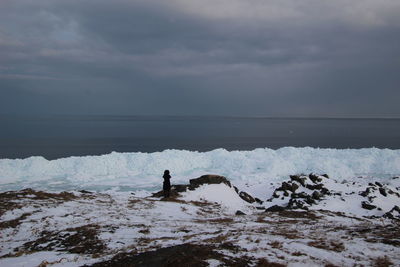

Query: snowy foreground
left=1, top=174, right=400, bottom=267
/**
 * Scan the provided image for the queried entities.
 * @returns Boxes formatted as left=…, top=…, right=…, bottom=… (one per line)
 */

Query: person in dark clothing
left=163, top=170, right=171, bottom=198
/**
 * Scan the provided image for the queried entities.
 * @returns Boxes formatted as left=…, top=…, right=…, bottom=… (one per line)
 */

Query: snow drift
left=0, top=147, right=399, bottom=192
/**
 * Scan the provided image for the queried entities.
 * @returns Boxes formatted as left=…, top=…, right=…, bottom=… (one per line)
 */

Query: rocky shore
left=1, top=174, right=399, bottom=266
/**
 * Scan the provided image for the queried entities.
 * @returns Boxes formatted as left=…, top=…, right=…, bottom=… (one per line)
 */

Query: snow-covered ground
left=1, top=147, right=400, bottom=266
left=1, top=174, right=400, bottom=266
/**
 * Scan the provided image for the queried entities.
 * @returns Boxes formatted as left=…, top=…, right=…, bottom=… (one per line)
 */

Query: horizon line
left=1, top=114, right=400, bottom=120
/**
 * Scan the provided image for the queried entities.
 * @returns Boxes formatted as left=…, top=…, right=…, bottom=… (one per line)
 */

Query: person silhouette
left=163, top=170, right=171, bottom=198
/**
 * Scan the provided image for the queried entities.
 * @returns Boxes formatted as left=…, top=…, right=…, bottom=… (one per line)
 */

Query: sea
left=1, top=115, right=399, bottom=160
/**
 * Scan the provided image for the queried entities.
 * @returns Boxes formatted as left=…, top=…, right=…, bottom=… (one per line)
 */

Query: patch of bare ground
left=10, top=224, right=106, bottom=257
left=349, top=224, right=400, bottom=247
left=159, top=197, right=217, bottom=208
left=194, top=217, right=234, bottom=224
left=0, top=188, right=78, bottom=216
left=256, top=258, right=286, bottom=267
left=0, top=212, right=32, bottom=230
left=373, top=256, right=393, bottom=267
left=86, top=243, right=252, bottom=267
left=270, top=228, right=303, bottom=239
left=317, top=210, right=364, bottom=221
left=271, top=210, right=322, bottom=220
left=308, top=240, right=345, bottom=252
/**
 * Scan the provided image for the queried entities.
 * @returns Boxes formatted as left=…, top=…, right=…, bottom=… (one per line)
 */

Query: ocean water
left=1, top=115, right=400, bottom=160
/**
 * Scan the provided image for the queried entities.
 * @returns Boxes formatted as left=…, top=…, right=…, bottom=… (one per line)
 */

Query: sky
left=1, top=0, right=400, bottom=117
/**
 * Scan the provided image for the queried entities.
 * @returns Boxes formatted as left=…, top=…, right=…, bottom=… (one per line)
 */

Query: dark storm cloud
left=1, top=0, right=399, bottom=116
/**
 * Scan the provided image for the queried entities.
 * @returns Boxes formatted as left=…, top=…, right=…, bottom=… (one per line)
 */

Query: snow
left=181, top=184, right=253, bottom=213
left=1, top=147, right=400, bottom=192
left=1, top=147, right=400, bottom=266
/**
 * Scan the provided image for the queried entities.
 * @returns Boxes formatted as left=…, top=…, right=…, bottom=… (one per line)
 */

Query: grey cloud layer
left=1, top=0, right=399, bottom=116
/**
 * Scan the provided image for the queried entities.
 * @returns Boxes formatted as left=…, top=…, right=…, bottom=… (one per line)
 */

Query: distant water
left=1, top=115, right=399, bottom=160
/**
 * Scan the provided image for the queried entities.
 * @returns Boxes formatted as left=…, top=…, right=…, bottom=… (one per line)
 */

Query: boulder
left=238, top=191, right=255, bottom=204
left=254, top=197, right=263, bottom=205
left=277, top=182, right=299, bottom=193
left=361, top=201, right=377, bottom=210
left=309, top=174, right=322, bottom=184
left=379, top=187, right=387, bottom=197
left=383, top=206, right=400, bottom=219
left=291, top=192, right=309, bottom=199
left=290, top=175, right=306, bottom=187
left=189, top=175, right=231, bottom=190
left=306, top=184, right=324, bottom=190
left=172, top=184, right=189, bottom=192
left=311, top=191, right=322, bottom=200
left=288, top=199, right=308, bottom=210
left=359, top=187, right=372, bottom=197
left=375, top=182, right=383, bottom=187
left=235, top=210, right=246, bottom=216
left=265, top=205, right=286, bottom=212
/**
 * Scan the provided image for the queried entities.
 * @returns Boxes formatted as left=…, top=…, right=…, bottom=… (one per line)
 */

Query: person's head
left=164, top=170, right=170, bottom=175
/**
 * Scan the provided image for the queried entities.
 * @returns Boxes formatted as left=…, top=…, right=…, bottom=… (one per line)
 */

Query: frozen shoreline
left=1, top=147, right=400, bottom=192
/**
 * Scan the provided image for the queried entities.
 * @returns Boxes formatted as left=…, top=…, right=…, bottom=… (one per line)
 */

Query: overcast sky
left=1, top=0, right=399, bottom=117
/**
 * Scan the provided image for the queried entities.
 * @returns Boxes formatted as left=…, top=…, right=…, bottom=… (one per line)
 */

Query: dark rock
left=235, top=210, right=246, bottom=216
left=189, top=175, right=231, bottom=190
left=361, top=201, right=377, bottom=210
left=312, top=191, right=322, bottom=200
left=368, top=183, right=376, bottom=187
left=79, top=190, right=92, bottom=194
left=321, top=187, right=330, bottom=195
left=304, top=196, right=316, bottom=205
left=322, top=174, right=329, bottom=178
left=288, top=199, right=308, bottom=210
left=254, top=197, right=263, bottom=204
left=233, top=186, right=239, bottom=194
left=379, top=187, right=387, bottom=197
left=278, top=182, right=299, bottom=193
left=359, top=187, right=372, bottom=197
left=291, top=192, right=309, bottom=199
left=272, top=191, right=280, bottom=198
left=309, top=173, right=322, bottom=184
left=238, top=191, right=255, bottom=203
left=383, top=206, right=400, bottom=219
left=265, top=205, right=286, bottom=212
left=306, top=184, right=324, bottom=190
left=283, top=191, right=289, bottom=197
left=172, top=184, right=189, bottom=193
left=375, top=182, right=383, bottom=187
left=290, top=175, right=306, bottom=187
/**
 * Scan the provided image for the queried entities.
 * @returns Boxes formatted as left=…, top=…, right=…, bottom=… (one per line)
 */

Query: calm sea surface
left=1, top=115, right=399, bottom=160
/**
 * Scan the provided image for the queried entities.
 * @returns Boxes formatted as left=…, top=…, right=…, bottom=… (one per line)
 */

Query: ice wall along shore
left=0, top=147, right=399, bottom=192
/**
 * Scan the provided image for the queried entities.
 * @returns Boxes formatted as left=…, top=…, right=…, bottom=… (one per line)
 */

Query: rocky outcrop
left=361, top=201, right=377, bottom=210
left=265, top=205, right=286, bottom=212
left=238, top=191, right=255, bottom=203
left=384, top=206, right=400, bottom=219
left=189, top=175, right=231, bottom=189
left=152, top=174, right=259, bottom=205
left=267, top=173, right=330, bottom=211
